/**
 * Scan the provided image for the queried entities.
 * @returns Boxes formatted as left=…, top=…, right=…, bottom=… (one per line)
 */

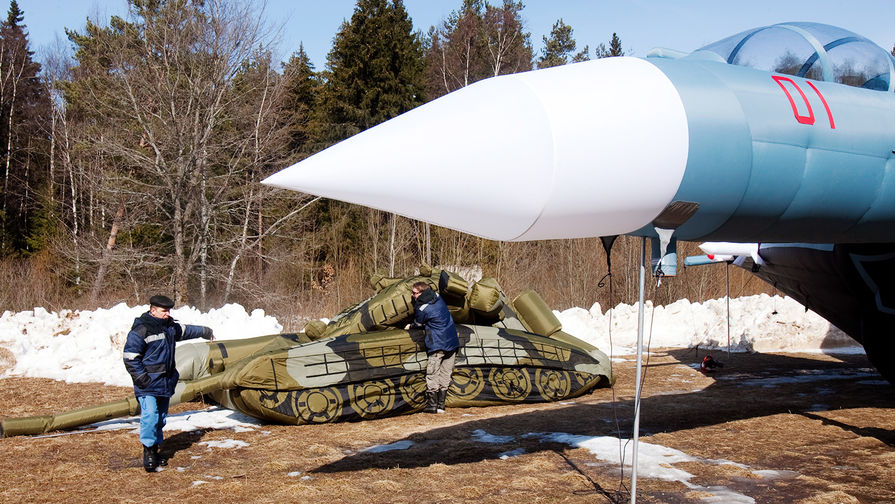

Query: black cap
left=149, top=295, right=175, bottom=309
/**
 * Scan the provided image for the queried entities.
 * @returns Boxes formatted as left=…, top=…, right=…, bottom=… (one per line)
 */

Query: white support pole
left=631, top=236, right=647, bottom=504
left=726, top=261, right=731, bottom=360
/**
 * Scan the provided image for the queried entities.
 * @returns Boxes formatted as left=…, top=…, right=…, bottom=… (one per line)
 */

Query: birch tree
left=65, top=0, right=277, bottom=305
left=424, top=0, right=531, bottom=99
left=0, top=0, right=47, bottom=255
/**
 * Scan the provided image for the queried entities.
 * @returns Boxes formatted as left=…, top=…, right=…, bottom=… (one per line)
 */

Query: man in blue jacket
left=410, top=282, right=459, bottom=414
left=123, top=295, right=214, bottom=472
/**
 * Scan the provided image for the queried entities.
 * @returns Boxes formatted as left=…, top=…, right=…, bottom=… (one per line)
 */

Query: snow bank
left=556, top=294, right=856, bottom=355
left=0, top=303, right=281, bottom=386
left=0, top=294, right=860, bottom=387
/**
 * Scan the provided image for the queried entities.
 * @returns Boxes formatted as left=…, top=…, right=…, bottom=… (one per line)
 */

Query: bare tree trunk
left=496, top=240, right=502, bottom=284
left=173, top=188, right=186, bottom=304
left=88, top=166, right=94, bottom=233
left=425, top=222, right=431, bottom=265
left=48, top=93, right=56, bottom=201
left=566, top=240, right=575, bottom=308
left=454, top=230, right=461, bottom=268
left=389, top=212, right=396, bottom=277
left=2, top=61, right=21, bottom=250
left=440, top=46, right=450, bottom=94
left=257, top=205, right=263, bottom=287
left=62, top=121, right=81, bottom=288
left=224, top=193, right=252, bottom=303
left=90, top=202, right=125, bottom=301
left=464, top=39, right=472, bottom=86
left=199, top=158, right=209, bottom=309
left=369, top=208, right=379, bottom=273
left=22, top=138, right=29, bottom=237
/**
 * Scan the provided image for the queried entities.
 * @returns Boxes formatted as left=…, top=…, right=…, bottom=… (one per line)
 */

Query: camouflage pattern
left=193, top=324, right=610, bottom=425
left=0, top=268, right=613, bottom=436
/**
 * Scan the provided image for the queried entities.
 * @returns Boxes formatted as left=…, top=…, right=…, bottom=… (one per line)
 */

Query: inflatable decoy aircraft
left=0, top=267, right=613, bottom=437
left=262, top=22, right=895, bottom=384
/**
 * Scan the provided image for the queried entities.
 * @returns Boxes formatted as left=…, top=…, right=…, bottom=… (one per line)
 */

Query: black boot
left=436, top=390, right=447, bottom=413
left=154, top=445, right=168, bottom=467
left=143, top=445, right=158, bottom=472
left=424, top=391, right=438, bottom=413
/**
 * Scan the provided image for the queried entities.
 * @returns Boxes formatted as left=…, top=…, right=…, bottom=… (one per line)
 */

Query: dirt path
left=1, top=350, right=892, bottom=503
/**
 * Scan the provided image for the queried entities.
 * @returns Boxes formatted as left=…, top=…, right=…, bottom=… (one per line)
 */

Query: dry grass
left=1, top=350, right=892, bottom=503
left=1, top=237, right=773, bottom=327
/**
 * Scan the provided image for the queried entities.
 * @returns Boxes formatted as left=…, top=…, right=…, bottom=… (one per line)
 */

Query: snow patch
left=471, top=429, right=515, bottom=444
left=360, top=440, right=415, bottom=453
left=498, top=448, right=526, bottom=459
left=199, top=439, right=249, bottom=449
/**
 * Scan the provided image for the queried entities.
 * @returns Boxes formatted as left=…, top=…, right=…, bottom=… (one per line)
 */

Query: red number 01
left=772, top=76, right=836, bottom=129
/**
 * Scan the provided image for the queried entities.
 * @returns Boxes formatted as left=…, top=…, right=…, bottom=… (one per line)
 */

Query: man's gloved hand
left=202, top=327, right=215, bottom=341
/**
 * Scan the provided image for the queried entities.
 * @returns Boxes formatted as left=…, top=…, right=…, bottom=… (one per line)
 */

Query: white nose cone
left=263, top=57, right=689, bottom=241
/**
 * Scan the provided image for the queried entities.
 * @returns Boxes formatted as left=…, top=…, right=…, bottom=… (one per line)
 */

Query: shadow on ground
left=313, top=350, right=894, bottom=473
left=158, top=428, right=214, bottom=464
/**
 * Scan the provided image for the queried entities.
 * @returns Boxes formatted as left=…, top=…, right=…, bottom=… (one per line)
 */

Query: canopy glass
left=696, top=22, right=895, bottom=91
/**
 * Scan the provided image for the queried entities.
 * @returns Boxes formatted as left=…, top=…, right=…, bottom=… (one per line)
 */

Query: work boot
left=424, top=391, right=438, bottom=414
left=143, top=445, right=158, bottom=472
left=436, top=390, right=447, bottom=413
left=154, top=445, right=168, bottom=467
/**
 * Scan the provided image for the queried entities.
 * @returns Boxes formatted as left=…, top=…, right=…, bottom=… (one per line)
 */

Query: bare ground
left=0, top=350, right=892, bottom=504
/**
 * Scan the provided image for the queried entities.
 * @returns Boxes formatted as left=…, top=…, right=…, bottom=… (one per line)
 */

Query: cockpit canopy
left=692, top=22, right=895, bottom=92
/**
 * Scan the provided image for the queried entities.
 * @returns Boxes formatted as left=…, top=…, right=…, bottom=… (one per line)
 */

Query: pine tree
left=312, top=0, right=425, bottom=148
left=281, top=45, right=319, bottom=162
left=0, top=0, right=49, bottom=256
left=537, top=18, right=588, bottom=69
left=609, top=33, right=623, bottom=56
left=303, top=0, right=427, bottom=273
left=594, top=32, right=624, bottom=59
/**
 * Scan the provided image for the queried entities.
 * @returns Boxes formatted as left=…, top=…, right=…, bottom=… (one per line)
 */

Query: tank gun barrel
left=1, top=372, right=234, bottom=438
left=1, top=397, right=140, bottom=438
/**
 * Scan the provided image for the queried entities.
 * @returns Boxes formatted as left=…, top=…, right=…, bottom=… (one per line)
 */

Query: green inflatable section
left=1, top=266, right=613, bottom=436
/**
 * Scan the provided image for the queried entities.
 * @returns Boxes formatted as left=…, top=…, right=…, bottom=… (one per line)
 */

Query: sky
left=14, top=0, right=895, bottom=70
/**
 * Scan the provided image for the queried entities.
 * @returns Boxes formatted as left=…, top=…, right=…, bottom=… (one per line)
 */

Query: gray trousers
left=426, top=350, right=456, bottom=392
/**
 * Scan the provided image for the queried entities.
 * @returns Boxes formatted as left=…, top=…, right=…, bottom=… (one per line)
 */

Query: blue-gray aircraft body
left=264, top=23, right=895, bottom=383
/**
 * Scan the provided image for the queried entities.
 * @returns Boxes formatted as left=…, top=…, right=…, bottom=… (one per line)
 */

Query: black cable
left=594, top=254, right=628, bottom=500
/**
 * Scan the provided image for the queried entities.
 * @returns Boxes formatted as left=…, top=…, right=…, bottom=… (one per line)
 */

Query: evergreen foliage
left=281, top=45, right=319, bottom=163
left=312, top=0, right=425, bottom=149
left=594, top=32, right=624, bottom=58
left=0, top=0, right=49, bottom=256
left=608, top=32, right=623, bottom=56
left=303, top=0, right=428, bottom=272
left=537, top=18, right=589, bottom=68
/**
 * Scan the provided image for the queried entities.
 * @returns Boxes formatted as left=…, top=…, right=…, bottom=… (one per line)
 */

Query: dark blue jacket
left=412, top=290, right=459, bottom=353
left=122, top=311, right=209, bottom=398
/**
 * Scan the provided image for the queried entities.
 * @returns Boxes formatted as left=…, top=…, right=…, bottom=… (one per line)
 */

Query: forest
left=0, top=0, right=777, bottom=329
